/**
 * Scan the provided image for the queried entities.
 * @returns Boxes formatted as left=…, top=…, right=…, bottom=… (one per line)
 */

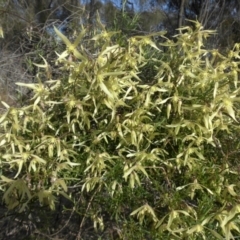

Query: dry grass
left=0, top=49, right=33, bottom=111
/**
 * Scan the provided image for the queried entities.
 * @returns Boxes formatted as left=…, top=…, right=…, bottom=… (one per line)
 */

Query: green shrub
left=1, top=20, right=240, bottom=239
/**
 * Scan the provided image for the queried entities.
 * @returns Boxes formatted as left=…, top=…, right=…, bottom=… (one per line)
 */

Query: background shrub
left=1, top=19, right=240, bottom=239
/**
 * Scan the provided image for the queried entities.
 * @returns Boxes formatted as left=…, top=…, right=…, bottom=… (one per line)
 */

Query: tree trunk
left=88, top=0, right=95, bottom=25
left=178, top=0, right=185, bottom=29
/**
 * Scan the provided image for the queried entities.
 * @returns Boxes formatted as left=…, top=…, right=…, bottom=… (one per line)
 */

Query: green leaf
left=16, top=82, right=40, bottom=89
left=123, top=165, right=135, bottom=180
left=167, top=103, right=171, bottom=119
left=54, top=26, right=71, bottom=46
left=136, top=165, right=149, bottom=178
left=1, top=175, right=14, bottom=183
left=225, top=104, right=238, bottom=122
left=14, top=160, right=24, bottom=178
left=227, top=184, right=237, bottom=196
left=213, top=82, right=218, bottom=99
left=207, top=229, right=224, bottom=239
left=187, top=224, right=203, bottom=234
left=33, top=55, right=48, bottom=68
left=31, top=155, right=46, bottom=164
left=99, top=82, right=114, bottom=99
left=56, top=179, right=68, bottom=192
left=223, top=98, right=238, bottom=122
left=72, top=28, right=86, bottom=48
left=1, top=101, right=10, bottom=109
left=167, top=210, right=178, bottom=228
left=0, top=26, right=4, bottom=38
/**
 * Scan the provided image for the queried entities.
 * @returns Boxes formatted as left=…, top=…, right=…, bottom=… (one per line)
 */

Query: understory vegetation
left=1, top=13, right=240, bottom=240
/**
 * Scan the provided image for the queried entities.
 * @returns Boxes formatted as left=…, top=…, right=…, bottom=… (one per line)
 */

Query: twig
left=34, top=199, right=77, bottom=239
left=77, top=186, right=100, bottom=240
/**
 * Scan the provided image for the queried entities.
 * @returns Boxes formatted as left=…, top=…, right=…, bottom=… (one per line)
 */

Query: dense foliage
left=1, top=18, right=240, bottom=239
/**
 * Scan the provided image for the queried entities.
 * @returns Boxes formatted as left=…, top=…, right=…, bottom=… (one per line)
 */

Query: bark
left=88, top=0, right=96, bottom=25
left=178, top=0, right=185, bottom=29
